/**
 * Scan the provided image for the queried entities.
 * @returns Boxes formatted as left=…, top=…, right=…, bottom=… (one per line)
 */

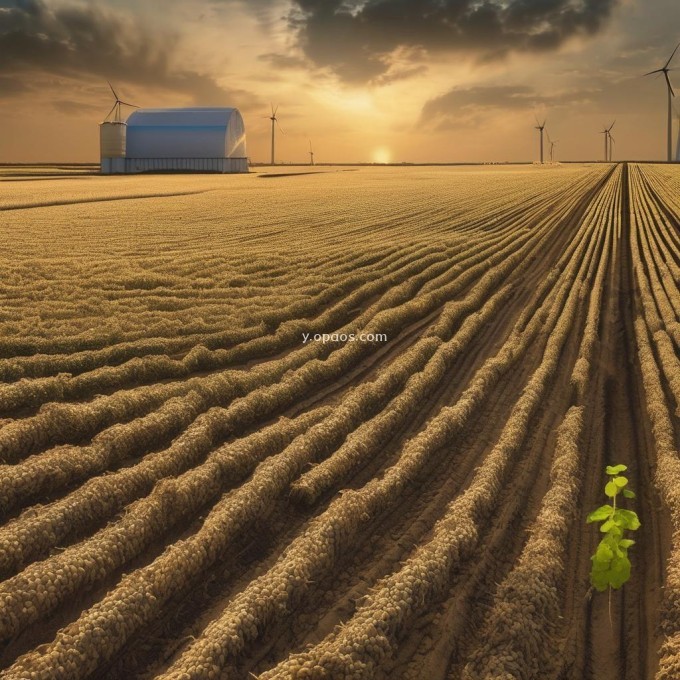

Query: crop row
left=0, top=184, right=586, bottom=499
left=251, top=192, right=609, bottom=680
left=0, top=241, right=411, bottom=354
left=0, top=207, right=544, bottom=584
left=628, top=165, right=680, bottom=680
left=0, top=165, right=607, bottom=357
left=0, top=242, right=441, bottom=382
left=460, top=167, right=620, bottom=678
left=0, top=241, right=471, bottom=461
left=0, top=213, right=547, bottom=563
left=0, top=172, right=611, bottom=679
left=159, top=174, right=612, bottom=679
left=290, top=166, right=619, bottom=508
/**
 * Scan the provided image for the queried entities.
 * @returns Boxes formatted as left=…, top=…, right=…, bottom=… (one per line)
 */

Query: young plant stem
left=608, top=490, right=616, bottom=629
left=587, top=464, right=639, bottom=618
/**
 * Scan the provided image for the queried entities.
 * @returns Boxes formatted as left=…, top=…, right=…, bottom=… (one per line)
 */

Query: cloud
left=285, top=0, right=621, bottom=83
left=374, top=63, right=427, bottom=86
left=258, top=51, right=309, bottom=69
left=0, top=0, right=259, bottom=107
left=0, top=74, right=31, bottom=94
left=51, top=98, right=102, bottom=115
left=424, top=85, right=542, bottom=113
left=420, top=84, right=593, bottom=129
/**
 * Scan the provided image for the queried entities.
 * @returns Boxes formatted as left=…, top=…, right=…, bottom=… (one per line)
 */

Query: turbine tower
left=309, top=140, right=315, bottom=166
left=644, top=43, right=680, bottom=161
left=547, top=132, right=558, bottom=162
left=600, top=126, right=609, bottom=162
left=535, top=117, right=546, bottom=163
left=609, top=133, right=616, bottom=162
left=606, top=121, right=616, bottom=162
left=104, top=81, right=138, bottom=122
left=267, top=104, right=283, bottom=165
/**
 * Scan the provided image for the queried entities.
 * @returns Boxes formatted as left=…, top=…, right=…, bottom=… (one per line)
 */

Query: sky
left=0, top=0, right=679, bottom=163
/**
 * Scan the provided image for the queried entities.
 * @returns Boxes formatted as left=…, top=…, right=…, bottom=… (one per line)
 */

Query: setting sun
left=372, top=147, right=392, bottom=164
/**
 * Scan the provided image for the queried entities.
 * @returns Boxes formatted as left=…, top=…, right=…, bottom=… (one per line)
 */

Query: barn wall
left=120, top=157, right=248, bottom=173
left=126, top=126, right=227, bottom=159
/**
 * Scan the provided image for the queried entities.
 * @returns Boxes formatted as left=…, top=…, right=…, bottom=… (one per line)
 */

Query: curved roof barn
left=99, top=107, right=248, bottom=174
left=125, top=107, right=246, bottom=159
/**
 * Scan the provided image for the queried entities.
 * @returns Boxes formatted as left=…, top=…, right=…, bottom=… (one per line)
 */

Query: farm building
left=100, top=108, right=248, bottom=174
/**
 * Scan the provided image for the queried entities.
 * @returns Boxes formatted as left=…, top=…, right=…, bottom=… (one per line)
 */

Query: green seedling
left=587, top=464, right=640, bottom=622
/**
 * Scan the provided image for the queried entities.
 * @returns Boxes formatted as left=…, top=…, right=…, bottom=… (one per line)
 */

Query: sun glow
left=372, top=147, right=391, bottom=163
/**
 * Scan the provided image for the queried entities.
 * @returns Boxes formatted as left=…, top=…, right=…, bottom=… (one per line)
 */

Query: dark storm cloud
left=286, top=0, right=621, bottom=83
left=0, top=0, right=259, bottom=106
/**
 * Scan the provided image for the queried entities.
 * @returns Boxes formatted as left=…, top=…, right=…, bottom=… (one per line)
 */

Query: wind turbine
left=599, top=126, right=609, bottom=162
left=606, top=121, right=615, bottom=162
left=308, top=140, right=315, bottom=166
left=535, top=117, right=546, bottom=163
left=547, top=132, right=558, bottom=162
left=104, top=81, right=138, bottom=122
left=644, top=42, right=680, bottom=161
left=266, top=104, right=284, bottom=165
left=600, top=125, right=609, bottom=163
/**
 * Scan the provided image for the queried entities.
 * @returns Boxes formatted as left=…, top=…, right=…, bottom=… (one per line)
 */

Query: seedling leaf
left=609, top=555, right=631, bottom=588
left=587, top=505, right=614, bottom=522
left=606, top=464, right=627, bottom=475
left=605, top=481, right=619, bottom=498
left=623, top=489, right=636, bottom=499
left=616, top=509, right=641, bottom=531
left=600, top=519, right=615, bottom=532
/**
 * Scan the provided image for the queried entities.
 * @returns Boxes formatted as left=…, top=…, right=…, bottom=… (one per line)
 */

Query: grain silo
left=100, top=107, right=248, bottom=174
left=99, top=121, right=126, bottom=174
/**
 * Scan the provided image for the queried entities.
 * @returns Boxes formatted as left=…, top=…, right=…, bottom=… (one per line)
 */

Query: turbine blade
left=665, top=71, right=676, bottom=96
left=276, top=120, right=284, bottom=134
left=107, top=80, right=119, bottom=100
left=118, top=100, right=139, bottom=108
left=273, top=104, right=279, bottom=117
left=664, top=41, right=680, bottom=69
left=608, top=120, right=616, bottom=132
left=643, top=68, right=664, bottom=76
left=105, top=101, right=117, bottom=120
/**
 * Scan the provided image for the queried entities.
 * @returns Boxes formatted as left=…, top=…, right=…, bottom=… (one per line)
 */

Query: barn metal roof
left=126, top=108, right=239, bottom=127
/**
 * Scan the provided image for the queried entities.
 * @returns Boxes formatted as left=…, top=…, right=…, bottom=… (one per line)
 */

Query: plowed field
left=0, top=163, right=678, bottom=679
